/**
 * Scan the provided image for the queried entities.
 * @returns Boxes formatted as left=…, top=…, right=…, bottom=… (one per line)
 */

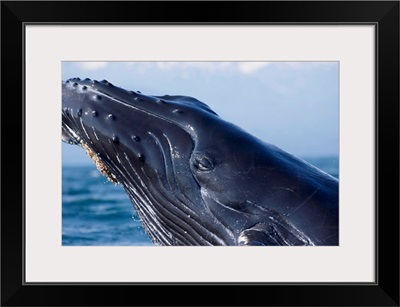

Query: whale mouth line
left=61, top=113, right=81, bottom=145
left=66, top=133, right=118, bottom=185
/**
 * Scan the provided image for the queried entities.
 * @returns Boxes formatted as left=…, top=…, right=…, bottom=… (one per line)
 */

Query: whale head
left=62, top=78, right=339, bottom=246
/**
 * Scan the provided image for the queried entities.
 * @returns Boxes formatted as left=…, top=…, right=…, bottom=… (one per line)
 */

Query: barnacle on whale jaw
left=81, top=141, right=118, bottom=185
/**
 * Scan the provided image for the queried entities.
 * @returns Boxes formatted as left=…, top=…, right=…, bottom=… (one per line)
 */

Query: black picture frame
left=1, top=1, right=399, bottom=306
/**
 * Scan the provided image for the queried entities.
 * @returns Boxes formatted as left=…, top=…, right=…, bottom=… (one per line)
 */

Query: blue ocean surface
left=62, top=156, right=338, bottom=246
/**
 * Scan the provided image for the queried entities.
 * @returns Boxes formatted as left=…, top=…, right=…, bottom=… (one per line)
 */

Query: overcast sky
left=62, top=61, right=338, bottom=165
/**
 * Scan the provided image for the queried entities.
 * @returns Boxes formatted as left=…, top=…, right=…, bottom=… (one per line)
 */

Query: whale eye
left=193, top=155, right=214, bottom=172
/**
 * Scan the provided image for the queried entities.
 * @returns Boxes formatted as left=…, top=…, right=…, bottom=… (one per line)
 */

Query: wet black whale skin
left=62, top=78, right=339, bottom=246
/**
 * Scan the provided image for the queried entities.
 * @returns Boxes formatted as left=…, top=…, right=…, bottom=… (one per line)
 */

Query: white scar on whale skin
left=286, top=187, right=320, bottom=217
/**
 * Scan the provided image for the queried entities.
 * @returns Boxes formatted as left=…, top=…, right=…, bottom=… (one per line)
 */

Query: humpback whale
left=62, top=78, right=339, bottom=246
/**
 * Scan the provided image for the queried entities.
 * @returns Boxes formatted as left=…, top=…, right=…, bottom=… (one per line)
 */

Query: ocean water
left=62, top=156, right=338, bottom=246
